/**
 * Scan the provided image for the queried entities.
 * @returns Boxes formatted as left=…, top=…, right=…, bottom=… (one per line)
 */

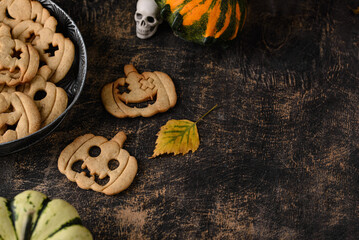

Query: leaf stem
left=195, top=104, right=218, bottom=124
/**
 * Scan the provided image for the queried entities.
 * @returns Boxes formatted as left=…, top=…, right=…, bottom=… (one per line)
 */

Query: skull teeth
left=136, top=28, right=152, bottom=34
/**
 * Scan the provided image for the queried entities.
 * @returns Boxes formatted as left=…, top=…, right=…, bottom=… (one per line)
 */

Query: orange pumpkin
left=156, top=0, right=247, bottom=45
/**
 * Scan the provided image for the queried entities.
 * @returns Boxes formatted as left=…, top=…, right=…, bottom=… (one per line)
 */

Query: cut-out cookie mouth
left=122, top=94, right=157, bottom=109
left=0, top=67, right=21, bottom=78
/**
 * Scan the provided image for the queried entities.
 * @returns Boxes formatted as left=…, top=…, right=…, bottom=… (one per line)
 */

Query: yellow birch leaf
left=152, top=105, right=218, bottom=158
left=354, top=7, right=359, bottom=14
left=152, top=119, right=200, bottom=158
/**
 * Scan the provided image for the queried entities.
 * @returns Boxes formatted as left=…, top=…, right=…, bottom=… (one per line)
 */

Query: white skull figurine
left=135, top=0, right=162, bottom=39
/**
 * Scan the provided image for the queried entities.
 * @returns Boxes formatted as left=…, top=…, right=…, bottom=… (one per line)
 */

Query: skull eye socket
left=147, top=16, right=155, bottom=23
left=135, top=13, right=143, bottom=20
left=89, top=146, right=101, bottom=157
left=108, top=159, right=119, bottom=170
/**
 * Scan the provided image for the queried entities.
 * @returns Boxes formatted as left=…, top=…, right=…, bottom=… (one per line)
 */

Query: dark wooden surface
left=1, top=0, right=359, bottom=239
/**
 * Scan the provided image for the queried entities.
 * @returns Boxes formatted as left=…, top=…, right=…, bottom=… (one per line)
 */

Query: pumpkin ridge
left=5, top=199, right=14, bottom=223
left=5, top=199, right=17, bottom=239
left=204, top=0, right=221, bottom=37
left=9, top=200, right=18, bottom=231
left=1, top=192, right=92, bottom=240
left=229, top=1, right=241, bottom=40
left=179, top=0, right=204, bottom=15
left=220, top=0, right=240, bottom=40
left=157, top=0, right=247, bottom=45
left=181, top=0, right=211, bottom=26
left=214, top=1, right=232, bottom=38
left=45, top=217, right=82, bottom=239
left=22, top=213, right=33, bottom=240
left=162, top=0, right=192, bottom=16
left=165, top=0, right=186, bottom=12
left=29, top=197, right=50, bottom=237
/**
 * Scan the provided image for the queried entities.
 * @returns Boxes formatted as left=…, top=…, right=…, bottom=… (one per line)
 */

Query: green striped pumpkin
left=0, top=190, right=92, bottom=240
left=156, top=0, right=247, bottom=45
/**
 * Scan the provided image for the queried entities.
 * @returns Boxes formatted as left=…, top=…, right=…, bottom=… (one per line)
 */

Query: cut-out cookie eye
left=108, top=159, right=119, bottom=170
left=11, top=49, right=22, bottom=59
left=117, top=82, right=131, bottom=94
left=89, top=146, right=101, bottom=157
left=44, top=43, right=59, bottom=57
left=34, top=90, right=47, bottom=100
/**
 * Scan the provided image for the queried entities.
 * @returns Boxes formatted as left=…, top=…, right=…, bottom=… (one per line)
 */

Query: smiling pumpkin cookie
left=0, top=91, right=41, bottom=143
left=58, top=132, right=138, bottom=195
left=101, top=64, right=177, bottom=118
left=0, top=23, right=39, bottom=86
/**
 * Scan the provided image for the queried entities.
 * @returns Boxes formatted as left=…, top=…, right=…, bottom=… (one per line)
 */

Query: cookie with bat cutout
left=58, top=132, right=138, bottom=195
left=101, top=64, right=177, bottom=118
left=0, top=23, right=39, bottom=86
left=0, top=91, right=41, bottom=143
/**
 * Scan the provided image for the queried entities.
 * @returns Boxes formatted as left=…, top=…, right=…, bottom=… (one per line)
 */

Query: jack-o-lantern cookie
left=0, top=91, right=41, bottom=143
left=12, top=20, right=74, bottom=83
left=101, top=65, right=177, bottom=118
left=58, top=132, right=138, bottom=195
left=0, top=0, right=32, bottom=28
left=30, top=0, right=57, bottom=28
left=19, top=66, right=68, bottom=127
left=0, top=23, right=39, bottom=86
left=0, top=0, right=56, bottom=29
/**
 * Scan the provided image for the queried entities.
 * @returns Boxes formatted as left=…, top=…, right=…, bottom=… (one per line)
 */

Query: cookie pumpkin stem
left=195, top=104, right=218, bottom=124
left=111, top=131, right=127, bottom=148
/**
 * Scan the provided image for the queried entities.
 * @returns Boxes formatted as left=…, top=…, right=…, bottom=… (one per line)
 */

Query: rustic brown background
left=1, top=0, right=359, bottom=239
